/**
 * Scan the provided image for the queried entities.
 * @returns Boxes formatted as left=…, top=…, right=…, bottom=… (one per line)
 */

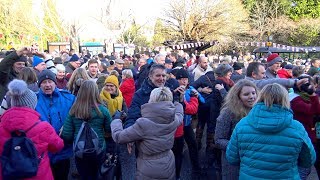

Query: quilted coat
left=226, top=103, right=316, bottom=180
left=111, top=101, right=183, bottom=180
left=0, top=107, right=64, bottom=180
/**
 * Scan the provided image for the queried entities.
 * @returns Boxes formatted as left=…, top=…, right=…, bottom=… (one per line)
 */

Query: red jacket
left=0, top=107, right=64, bottom=180
left=291, top=95, right=320, bottom=144
left=277, top=69, right=292, bottom=79
left=119, top=78, right=135, bottom=108
left=175, top=97, right=199, bottom=138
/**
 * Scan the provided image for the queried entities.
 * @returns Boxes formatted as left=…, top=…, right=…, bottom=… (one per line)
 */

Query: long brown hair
left=222, top=79, right=258, bottom=120
left=69, top=80, right=103, bottom=119
left=67, top=68, right=90, bottom=95
left=18, top=67, right=37, bottom=84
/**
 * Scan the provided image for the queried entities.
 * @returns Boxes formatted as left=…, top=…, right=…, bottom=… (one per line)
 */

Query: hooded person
left=111, top=87, right=183, bottom=180
left=0, top=79, right=64, bottom=180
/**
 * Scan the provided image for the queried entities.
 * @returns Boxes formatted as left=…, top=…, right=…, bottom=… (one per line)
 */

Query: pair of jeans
left=184, top=125, right=200, bottom=171
left=118, top=143, right=136, bottom=180
left=51, top=159, right=70, bottom=180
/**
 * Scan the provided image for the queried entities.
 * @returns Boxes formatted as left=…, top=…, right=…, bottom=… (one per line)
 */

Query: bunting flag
left=156, top=40, right=218, bottom=51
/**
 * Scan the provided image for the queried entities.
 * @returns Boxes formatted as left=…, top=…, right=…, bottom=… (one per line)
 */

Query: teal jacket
left=62, top=105, right=112, bottom=151
left=226, top=103, right=316, bottom=180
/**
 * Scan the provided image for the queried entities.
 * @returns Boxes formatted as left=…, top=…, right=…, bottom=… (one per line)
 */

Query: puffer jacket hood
left=247, top=102, right=293, bottom=133
left=141, top=101, right=175, bottom=124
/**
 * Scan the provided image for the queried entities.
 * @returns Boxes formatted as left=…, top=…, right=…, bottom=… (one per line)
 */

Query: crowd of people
left=0, top=45, right=319, bottom=180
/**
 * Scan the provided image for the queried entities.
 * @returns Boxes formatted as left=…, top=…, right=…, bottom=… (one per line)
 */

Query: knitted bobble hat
left=8, top=79, right=37, bottom=109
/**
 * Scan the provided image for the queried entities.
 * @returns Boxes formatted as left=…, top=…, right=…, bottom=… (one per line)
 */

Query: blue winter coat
left=124, top=79, right=155, bottom=129
left=226, top=103, right=316, bottom=180
left=36, top=88, right=75, bottom=164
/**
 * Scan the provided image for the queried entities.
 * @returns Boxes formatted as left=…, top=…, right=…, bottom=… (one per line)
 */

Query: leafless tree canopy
left=161, top=0, right=249, bottom=43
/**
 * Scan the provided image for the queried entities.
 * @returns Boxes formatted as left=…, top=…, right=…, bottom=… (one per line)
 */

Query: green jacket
left=62, top=105, right=112, bottom=151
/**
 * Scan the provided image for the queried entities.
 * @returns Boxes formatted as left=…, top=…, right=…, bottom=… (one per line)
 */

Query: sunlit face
left=104, top=83, right=117, bottom=95
left=116, top=63, right=124, bottom=70
left=149, top=69, right=166, bottom=87
left=156, top=56, right=165, bottom=65
left=178, top=78, right=188, bottom=86
left=239, top=86, right=257, bottom=108
left=70, top=61, right=81, bottom=68
left=269, top=62, right=281, bottom=73
left=138, top=59, right=146, bottom=67
left=88, top=63, right=98, bottom=76
left=200, top=58, right=208, bottom=70
left=165, top=63, right=173, bottom=69
left=56, top=70, right=65, bottom=80
left=253, top=65, right=266, bottom=80
left=13, top=62, right=26, bottom=73
left=225, top=71, right=232, bottom=79
left=40, top=79, right=56, bottom=95
left=312, top=60, right=320, bottom=68
left=34, top=62, right=46, bottom=72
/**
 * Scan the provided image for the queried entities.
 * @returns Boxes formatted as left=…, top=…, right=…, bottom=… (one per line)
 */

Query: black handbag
left=98, top=153, right=118, bottom=180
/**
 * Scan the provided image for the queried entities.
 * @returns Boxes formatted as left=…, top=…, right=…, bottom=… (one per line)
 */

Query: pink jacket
left=0, top=107, right=64, bottom=180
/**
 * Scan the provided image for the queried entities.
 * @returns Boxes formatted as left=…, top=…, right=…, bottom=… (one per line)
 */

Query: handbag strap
left=205, top=75, right=214, bottom=86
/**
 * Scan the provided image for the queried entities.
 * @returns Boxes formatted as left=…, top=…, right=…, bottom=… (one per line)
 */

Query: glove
left=113, top=110, right=121, bottom=120
left=120, top=111, right=127, bottom=121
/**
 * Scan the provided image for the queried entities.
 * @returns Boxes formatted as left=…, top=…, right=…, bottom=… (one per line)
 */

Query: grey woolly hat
left=8, top=79, right=37, bottom=109
left=215, top=64, right=233, bottom=77
left=38, top=69, right=57, bottom=87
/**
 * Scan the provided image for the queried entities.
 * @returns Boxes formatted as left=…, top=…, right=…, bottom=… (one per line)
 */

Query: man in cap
left=35, top=69, right=75, bottom=180
left=0, top=47, right=29, bottom=103
left=165, top=59, right=173, bottom=70
left=231, top=62, right=245, bottom=83
left=265, top=53, right=283, bottom=79
left=65, top=54, right=81, bottom=80
left=32, top=55, right=46, bottom=77
left=114, top=58, right=124, bottom=75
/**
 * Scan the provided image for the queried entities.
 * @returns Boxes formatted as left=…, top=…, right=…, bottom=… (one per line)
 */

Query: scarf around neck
left=297, top=91, right=311, bottom=101
left=100, top=88, right=123, bottom=116
left=217, top=77, right=234, bottom=88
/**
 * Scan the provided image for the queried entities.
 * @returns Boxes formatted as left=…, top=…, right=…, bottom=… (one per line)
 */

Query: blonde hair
left=67, top=68, right=90, bottom=95
left=149, top=87, right=173, bottom=103
left=69, top=80, right=102, bottom=119
left=222, top=79, right=258, bottom=120
left=122, top=69, right=133, bottom=78
left=258, top=83, right=290, bottom=109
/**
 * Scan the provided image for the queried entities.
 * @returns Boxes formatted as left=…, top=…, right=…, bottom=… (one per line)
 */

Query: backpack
left=1, top=121, right=42, bottom=179
left=73, top=120, right=101, bottom=159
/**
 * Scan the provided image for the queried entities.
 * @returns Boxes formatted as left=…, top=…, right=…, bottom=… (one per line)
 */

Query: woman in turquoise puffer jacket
left=226, top=83, right=316, bottom=180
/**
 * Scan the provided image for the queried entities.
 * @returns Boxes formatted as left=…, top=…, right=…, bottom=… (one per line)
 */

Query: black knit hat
left=175, top=68, right=189, bottom=80
left=232, top=62, right=242, bottom=71
left=38, top=69, right=57, bottom=87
